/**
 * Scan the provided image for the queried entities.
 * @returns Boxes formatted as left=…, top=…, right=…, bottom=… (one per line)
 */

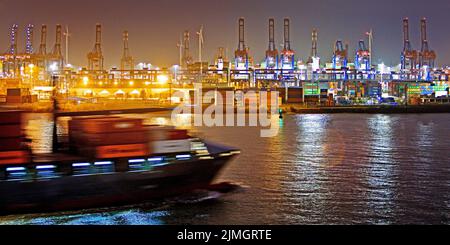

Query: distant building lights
left=157, top=74, right=169, bottom=84
left=83, top=76, right=89, bottom=85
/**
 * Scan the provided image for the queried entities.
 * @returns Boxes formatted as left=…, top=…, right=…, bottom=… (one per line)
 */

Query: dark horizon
left=1, top=0, right=449, bottom=68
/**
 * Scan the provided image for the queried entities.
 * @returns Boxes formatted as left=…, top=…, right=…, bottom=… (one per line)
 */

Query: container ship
left=0, top=110, right=240, bottom=215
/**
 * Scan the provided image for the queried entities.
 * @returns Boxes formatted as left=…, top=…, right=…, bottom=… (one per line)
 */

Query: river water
left=1, top=113, right=450, bottom=225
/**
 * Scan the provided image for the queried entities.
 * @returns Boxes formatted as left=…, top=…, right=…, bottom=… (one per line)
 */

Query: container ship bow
left=0, top=111, right=240, bottom=214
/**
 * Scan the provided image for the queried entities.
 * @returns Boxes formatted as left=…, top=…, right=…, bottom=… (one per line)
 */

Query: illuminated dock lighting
left=6, top=167, right=26, bottom=172
left=94, top=161, right=113, bottom=166
left=36, top=165, right=57, bottom=170
left=157, top=74, right=169, bottom=84
left=148, top=157, right=164, bottom=162
left=83, top=76, right=89, bottom=85
left=73, top=163, right=91, bottom=167
left=129, top=159, right=146, bottom=163
left=176, top=154, right=191, bottom=159
left=199, top=156, right=214, bottom=160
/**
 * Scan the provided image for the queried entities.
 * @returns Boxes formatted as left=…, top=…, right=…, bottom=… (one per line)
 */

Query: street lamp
left=157, top=74, right=171, bottom=105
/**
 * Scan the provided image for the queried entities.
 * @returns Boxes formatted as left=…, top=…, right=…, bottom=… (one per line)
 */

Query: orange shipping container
left=168, top=129, right=189, bottom=140
left=95, top=144, right=149, bottom=159
left=6, top=96, right=22, bottom=104
left=80, top=118, right=144, bottom=134
left=0, top=151, right=30, bottom=165
left=79, top=130, right=149, bottom=146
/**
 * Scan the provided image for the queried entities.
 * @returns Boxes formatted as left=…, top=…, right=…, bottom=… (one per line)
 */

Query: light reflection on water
left=1, top=113, right=450, bottom=225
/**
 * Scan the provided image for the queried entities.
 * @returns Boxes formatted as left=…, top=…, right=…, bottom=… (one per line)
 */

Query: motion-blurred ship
left=0, top=111, right=239, bottom=214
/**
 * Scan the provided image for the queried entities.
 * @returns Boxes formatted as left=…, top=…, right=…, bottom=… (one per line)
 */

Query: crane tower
left=25, top=24, right=34, bottom=54
left=355, top=39, right=370, bottom=71
left=121, top=31, right=134, bottom=70
left=332, top=40, right=348, bottom=70
left=34, top=25, right=48, bottom=70
left=215, top=47, right=227, bottom=70
left=280, top=18, right=295, bottom=70
left=87, top=24, right=104, bottom=71
left=401, top=18, right=418, bottom=71
left=419, top=18, right=436, bottom=69
left=307, top=29, right=320, bottom=71
left=48, top=24, right=64, bottom=70
left=235, top=18, right=249, bottom=70
left=37, top=25, right=47, bottom=56
left=8, top=24, right=19, bottom=55
left=265, top=18, right=278, bottom=69
left=181, top=31, right=193, bottom=68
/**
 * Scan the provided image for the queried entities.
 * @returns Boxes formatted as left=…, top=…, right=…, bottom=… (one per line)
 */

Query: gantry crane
left=34, top=25, right=48, bottom=71
left=332, top=40, right=348, bottom=70
left=355, top=39, right=370, bottom=72
left=235, top=18, right=249, bottom=70
left=215, top=47, right=228, bottom=70
left=1, top=24, right=19, bottom=76
left=401, top=18, right=418, bottom=71
left=87, top=24, right=104, bottom=71
left=181, top=31, right=193, bottom=69
left=25, top=24, right=34, bottom=55
left=307, top=29, right=320, bottom=71
left=419, top=18, right=436, bottom=69
left=265, top=18, right=278, bottom=69
left=120, top=31, right=134, bottom=71
left=280, top=18, right=295, bottom=70
left=8, top=24, right=19, bottom=56
left=47, top=24, right=64, bottom=71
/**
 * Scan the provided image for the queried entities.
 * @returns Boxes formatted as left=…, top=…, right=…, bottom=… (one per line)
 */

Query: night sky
left=1, top=0, right=449, bottom=68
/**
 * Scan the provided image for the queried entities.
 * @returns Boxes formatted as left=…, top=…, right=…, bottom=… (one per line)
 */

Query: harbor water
left=0, top=113, right=449, bottom=225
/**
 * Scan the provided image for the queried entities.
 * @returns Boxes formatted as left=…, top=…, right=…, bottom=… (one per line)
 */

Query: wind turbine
left=197, top=25, right=204, bottom=74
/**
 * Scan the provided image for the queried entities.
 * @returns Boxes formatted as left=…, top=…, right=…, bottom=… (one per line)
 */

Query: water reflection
left=2, top=113, right=450, bottom=225
left=0, top=210, right=168, bottom=225
left=366, top=115, right=397, bottom=224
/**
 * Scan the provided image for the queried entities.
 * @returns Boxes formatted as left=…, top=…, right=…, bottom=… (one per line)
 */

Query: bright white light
left=6, top=167, right=26, bottom=172
left=49, top=62, right=58, bottom=72
left=129, top=159, right=146, bottom=163
left=157, top=74, right=169, bottom=84
left=148, top=157, right=163, bottom=162
left=176, top=154, right=191, bottom=159
left=73, top=163, right=90, bottom=167
left=83, top=76, right=89, bottom=85
left=36, top=165, right=56, bottom=170
left=94, top=161, right=113, bottom=166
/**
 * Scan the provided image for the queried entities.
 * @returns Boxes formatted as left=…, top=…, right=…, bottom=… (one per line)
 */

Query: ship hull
left=0, top=154, right=235, bottom=215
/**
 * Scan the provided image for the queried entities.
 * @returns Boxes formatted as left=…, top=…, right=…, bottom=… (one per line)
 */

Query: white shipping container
left=152, top=140, right=191, bottom=154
